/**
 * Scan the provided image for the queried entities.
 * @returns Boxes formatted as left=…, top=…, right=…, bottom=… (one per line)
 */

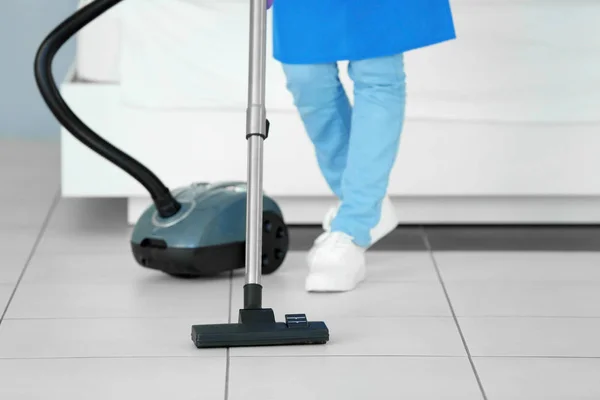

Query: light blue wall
left=0, top=0, right=78, bottom=140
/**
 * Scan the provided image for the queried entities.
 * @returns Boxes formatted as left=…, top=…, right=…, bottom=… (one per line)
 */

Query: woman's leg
left=281, top=62, right=352, bottom=200
left=304, top=54, right=406, bottom=292
left=330, top=54, right=406, bottom=247
left=283, top=56, right=405, bottom=292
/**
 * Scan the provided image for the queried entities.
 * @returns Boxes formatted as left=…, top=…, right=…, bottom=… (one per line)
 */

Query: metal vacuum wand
left=244, top=0, right=268, bottom=308
left=193, top=0, right=329, bottom=348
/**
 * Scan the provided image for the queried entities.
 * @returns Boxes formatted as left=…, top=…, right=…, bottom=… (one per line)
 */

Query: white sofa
left=63, top=0, right=600, bottom=224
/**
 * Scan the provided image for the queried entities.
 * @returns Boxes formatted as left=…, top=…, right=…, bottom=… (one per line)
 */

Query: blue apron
left=272, top=0, right=456, bottom=64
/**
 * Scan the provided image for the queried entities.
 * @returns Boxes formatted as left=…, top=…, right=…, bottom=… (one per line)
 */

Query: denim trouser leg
left=282, top=62, right=351, bottom=200
left=283, top=54, right=406, bottom=247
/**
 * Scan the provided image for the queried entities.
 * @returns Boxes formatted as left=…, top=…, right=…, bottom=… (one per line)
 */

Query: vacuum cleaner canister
left=130, top=182, right=289, bottom=278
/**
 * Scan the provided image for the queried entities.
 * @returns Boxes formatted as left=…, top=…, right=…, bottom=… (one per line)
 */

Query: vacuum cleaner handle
left=244, top=0, right=269, bottom=293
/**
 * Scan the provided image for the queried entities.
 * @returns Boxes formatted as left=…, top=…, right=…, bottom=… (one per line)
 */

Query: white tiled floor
left=1, top=139, right=600, bottom=399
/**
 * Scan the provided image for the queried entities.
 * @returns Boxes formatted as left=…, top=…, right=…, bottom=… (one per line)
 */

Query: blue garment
left=282, top=54, right=406, bottom=247
left=273, top=0, right=455, bottom=64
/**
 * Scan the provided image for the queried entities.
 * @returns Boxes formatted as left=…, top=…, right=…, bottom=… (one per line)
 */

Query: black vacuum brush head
left=191, top=308, right=329, bottom=348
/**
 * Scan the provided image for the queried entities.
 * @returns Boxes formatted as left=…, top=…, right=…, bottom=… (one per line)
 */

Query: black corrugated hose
left=34, top=0, right=181, bottom=218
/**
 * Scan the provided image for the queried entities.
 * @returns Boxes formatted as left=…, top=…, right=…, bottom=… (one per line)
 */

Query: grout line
left=225, top=354, right=600, bottom=360
left=2, top=354, right=600, bottom=361
left=3, top=316, right=235, bottom=321
left=0, top=354, right=468, bottom=361
left=420, top=226, right=489, bottom=400
left=224, top=270, right=234, bottom=400
left=227, top=354, right=468, bottom=359
left=471, top=355, right=600, bottom=360
left=0, top=191, right=60, bottom=325
left=0, top=355, right=227, bottom=361
left=444, top=315, right=600, bottom=320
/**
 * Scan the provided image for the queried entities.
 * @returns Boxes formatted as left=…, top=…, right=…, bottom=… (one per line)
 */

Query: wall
left=0, top=0, right=78, bottom=140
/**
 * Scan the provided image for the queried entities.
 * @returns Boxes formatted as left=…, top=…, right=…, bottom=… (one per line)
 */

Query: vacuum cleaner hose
left=34, top=0, right=182, bottom=218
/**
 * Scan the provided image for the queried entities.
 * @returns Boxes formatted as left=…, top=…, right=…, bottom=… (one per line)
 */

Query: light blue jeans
left=282, top=54, right=406, bottom=247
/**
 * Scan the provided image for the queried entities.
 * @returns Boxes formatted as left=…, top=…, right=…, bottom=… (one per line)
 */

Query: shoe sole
left=305, top=264, right=366, bottom=293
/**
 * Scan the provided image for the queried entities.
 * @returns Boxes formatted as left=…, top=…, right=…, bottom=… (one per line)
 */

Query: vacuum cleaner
left=34, top=0, right=329, bottom=348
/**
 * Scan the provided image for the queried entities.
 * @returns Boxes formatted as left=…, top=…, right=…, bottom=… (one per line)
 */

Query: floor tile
left=0, top=317, right=225, bottom=358
left=474, top=357, right=600, bottom=400
left=22, top=251, right=164, bottom=284
left=228, top=356, right=483, bottom=400
left=35, top=227, right=134, bottom=255
left=460, top=317, right=600, bottom=357
left=434, top=251, right=600, bottom=282
left=45, top=198, right=128, bottom=232
left=0, top=357, right=226, bottom=400
left=0, top=255, right=28, bottom=285
left=6, top=279, right=230, bottom=319
left=425, top=226, right=600, bottom=251
left=1, top=169, right=59, bottom=197
left=0, top=195, right=55, bottom=229
left=289, top=226, right=427, bottom=251
left=0, top=140, right=58, bottom=229
left=242, top=251, right=439, bottom=284
left=445, top=281, right=600, bottom=317
left=6, top=139, right=600, bottom=400
left=0, top=284, right=13, bottom=311
left=231, top=316, right=465, bottom=357
left=230, top=280, right=451, bottom=320
left=365, top=251, right=440, bottom=281
left=0, top=165, right=57, bottom=187
left=0, top=230, right=39, bottom=284
left=0, top=229, right=40, bottom=255
left=37, top=198, right=134, bottom=258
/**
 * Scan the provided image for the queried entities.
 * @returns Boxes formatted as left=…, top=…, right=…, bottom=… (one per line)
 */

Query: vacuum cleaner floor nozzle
left=191, top=308, right=329, bottom=348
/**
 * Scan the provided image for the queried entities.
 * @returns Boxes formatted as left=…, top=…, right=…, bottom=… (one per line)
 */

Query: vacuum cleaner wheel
left=261, top=211, right=289, bottom=275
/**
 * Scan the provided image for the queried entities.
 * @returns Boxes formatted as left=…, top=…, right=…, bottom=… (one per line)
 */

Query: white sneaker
left=307, top=195, right=398, bottom=264
left=305, top=196, right=399, bottom=292
left=305, top=231, right=366, bottom=292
